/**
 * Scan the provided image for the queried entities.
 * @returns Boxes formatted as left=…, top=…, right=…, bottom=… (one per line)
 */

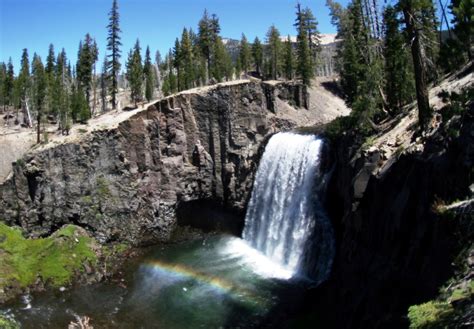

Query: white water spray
left=243, top=132, right=334, bottom=280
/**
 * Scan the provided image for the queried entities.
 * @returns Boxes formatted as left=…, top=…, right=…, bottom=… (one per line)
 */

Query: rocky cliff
left=0, top=80, right=332, bottom=245
left=312, top=76, right=473, bottom=328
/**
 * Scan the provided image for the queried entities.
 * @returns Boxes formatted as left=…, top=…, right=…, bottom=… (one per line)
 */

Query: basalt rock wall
left=0, top=81, right=310, bottom=245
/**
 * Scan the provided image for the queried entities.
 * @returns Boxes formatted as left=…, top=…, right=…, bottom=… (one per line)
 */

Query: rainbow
left=143, top=260, right=268, bottom=308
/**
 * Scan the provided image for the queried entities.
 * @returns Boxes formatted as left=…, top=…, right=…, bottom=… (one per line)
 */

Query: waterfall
left=243, top=132, right=334, bottom=281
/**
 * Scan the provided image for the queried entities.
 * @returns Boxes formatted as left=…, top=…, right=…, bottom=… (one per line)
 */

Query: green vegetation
left=438, top=87, right=474, bottom=122
left=143, top=46, right=155, bottom=102
left=96, top=176, right=111, bottom=198
left=408, top=198, right=474, bottom=328
left=106, top=0, right=122, bottom=110
left=408, top=301, right=453, bottom=328
left=0, top=223, right=98, bottom=289
left=126, top=39, right=144, bottom=106
left=408, top=280, right=474, bottom=329
left=0, top=314, right=19, bottom=329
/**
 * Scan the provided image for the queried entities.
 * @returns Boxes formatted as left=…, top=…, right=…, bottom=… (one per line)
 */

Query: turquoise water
left=2, top=235, right=310, bottom=329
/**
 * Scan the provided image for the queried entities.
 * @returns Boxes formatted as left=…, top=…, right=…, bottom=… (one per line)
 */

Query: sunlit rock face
left=0, top=81, right=315, bottom=245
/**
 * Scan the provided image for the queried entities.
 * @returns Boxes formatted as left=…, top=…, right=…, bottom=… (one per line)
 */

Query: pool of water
left=2, top=235, right=311, bottom=329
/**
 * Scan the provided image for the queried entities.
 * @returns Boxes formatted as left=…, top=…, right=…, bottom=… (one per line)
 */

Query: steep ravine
left=309, top=87, right=473, bottom=328
left=0, top=80, right=333, bottom=246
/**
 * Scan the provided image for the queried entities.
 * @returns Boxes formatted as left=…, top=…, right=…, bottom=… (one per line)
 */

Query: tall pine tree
left=198, top=10, right=213, bottom=83
left=399, top=0, right=437, bottom=128
left=239, top=34, right=251, bottom=75
left=383, top=5, right=415, bottom=113
left=100, top=55, right=109, bottom=113
left=0, top=63, right=6, bottom=110
left=450, top=0, right=473, bottom=60
left=45, top=44, right=57, bottom=117
left=17, top=49, right=30, bottom=113
left=266, top=25, right=282, bottom=80
left=144, top=46, right=155, bottom=102
left=126, top=39, right=143, bottom=106
left=295, top=4, right=313, bottom=85
left=31, top=54, right=47, bottom=143
left=252, top=37, right=264, bottom=76
left=76, top=34, right=98, bottom=120
left=106, top=0, right=122, bottom=110
left=181, top=28, right=195, bottom=90
left=283, top=36, right=294, bottom=80
left=4, top=59, right=14, bottom=112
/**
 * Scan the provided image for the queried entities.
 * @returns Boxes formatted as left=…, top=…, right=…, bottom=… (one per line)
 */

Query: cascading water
left=243, top=132, right=334, bottom=281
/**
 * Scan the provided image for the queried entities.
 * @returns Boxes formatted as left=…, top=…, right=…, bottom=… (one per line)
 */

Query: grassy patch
left=408, top=301, right=453, bottom=328
left=0, top=223, right=98, bottom=289
left=361, top=136, right=377, bottom=151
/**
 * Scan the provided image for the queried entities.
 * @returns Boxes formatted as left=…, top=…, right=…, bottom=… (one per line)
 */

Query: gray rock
left=0, top=81, right=313, bottom=246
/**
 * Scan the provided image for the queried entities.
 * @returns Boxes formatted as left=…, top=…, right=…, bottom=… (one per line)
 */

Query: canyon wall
left=314, top=105, right=473, bottom=328
left=0, top=81, right=316, bottom=245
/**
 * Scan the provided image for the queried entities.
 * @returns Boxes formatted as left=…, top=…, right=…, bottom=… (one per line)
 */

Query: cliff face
left=316, top=95, right=473, bottom=328
left=0, top=81, right=317, bottom=245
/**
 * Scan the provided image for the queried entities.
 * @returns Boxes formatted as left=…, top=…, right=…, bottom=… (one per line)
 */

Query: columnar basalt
left=0, top=81, right=315, bottom=245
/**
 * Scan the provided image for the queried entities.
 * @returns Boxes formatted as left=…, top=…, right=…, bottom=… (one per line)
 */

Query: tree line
left=160, top=5, right=321, bottom=95
left=327, top=0, right=472, bottom=131
left=0, top=0, right=324, bottom=143
left=2, top=0, right=470, bottom=142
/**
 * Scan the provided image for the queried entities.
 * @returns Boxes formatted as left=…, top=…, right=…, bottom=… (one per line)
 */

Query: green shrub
left=408, top=301, right=453, bottom=328
left=96, top=177, right=111, bottom=198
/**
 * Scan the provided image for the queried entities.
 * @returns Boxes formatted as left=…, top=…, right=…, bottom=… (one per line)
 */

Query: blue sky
left=0, top=0, right=348, bottom=74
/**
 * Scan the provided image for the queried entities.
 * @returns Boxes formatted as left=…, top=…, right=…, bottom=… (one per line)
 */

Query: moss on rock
left=0, top=223, right=99, bottom=302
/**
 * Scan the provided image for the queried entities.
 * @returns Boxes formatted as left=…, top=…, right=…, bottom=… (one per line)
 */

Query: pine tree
left=239, top=34, right=251, bottom=75
left=31, top=54, right=47, bottom=143
left=328, top=0, right=384, bottom=130
left=191, top=29, right=206, bottom=86
left=56, top=49, right=72, bottom=133
left=45, top=44, right=58, bottom=117
left=283, top=36, right=294, bottom=80
left=198, top=10, right=213, bottom=83
left=450, top=0, right=473, bottom=60
left=71, top=83, right=88, bottom=123
left=167, top=50, right=177, bottom=93
left=212, top=37, right=226, bottom=82
left=154, top=50, right=162, bottom=90
left=252, top=37, right=264, bottom=76
left=106, top=0, right=122, bottom=109
left=399, top=0, right=436, bottom=128
left=302, top=7, right=321, bottom=71
left=45, top=44, right=55, bottom=76
left=100, top=55, right=108, bottom=113
left=266, top=25, right=282, bottom=80
left=76, top=34, right=98, bottom=118
left=181, top=28, right=195, bottom=90
left=0, top=63, right=6, bottom=109
left=17, top=49, right=30, bottom=111
left=295, top=4, right=313, bottom=85
left=143, top=46, right=155, bottom=102
left=4, top=59, right=14, bottom=112
left=383, top=5, right=415, bottom=113
left=173, top=38, right=183, bottom=91
left=126, top=39, right=143, bottom=106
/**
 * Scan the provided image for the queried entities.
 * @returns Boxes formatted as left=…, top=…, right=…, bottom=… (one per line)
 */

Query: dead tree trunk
left=402, top=3, right=431, bottom=128
left=37, top=110, right=41, bottom=143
